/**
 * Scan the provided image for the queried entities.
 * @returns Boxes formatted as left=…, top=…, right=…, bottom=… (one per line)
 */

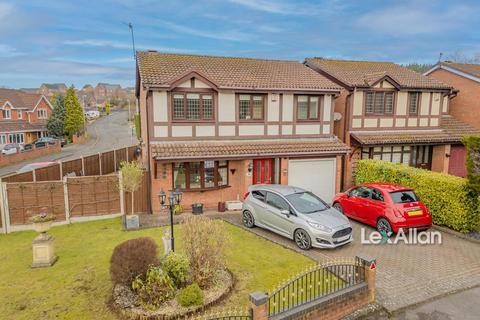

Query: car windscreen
left=389, top=190, right=419, bottom=203
left=285, top=192, right=329, bottom=214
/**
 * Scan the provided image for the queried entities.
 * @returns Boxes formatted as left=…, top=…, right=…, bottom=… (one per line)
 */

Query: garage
left=288, top=158, right=336, bottom=203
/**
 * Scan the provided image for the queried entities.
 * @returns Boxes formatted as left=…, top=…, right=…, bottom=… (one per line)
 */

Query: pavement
left=221, top=213, right=480, bottom=316
left=0, top=110, right=134, bottom=177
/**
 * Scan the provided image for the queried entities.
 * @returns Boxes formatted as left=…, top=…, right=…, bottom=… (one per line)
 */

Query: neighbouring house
left=95, top=83, right=122, bottom=98
left=0, top=88, right=53, bottom=147
left=424, top=61, right=480, bottom=129
left=136, top=51, right=350, bottom=212
left=39, top=83, right=68, bottom=97
left=304, top=58, right=480, bottom=182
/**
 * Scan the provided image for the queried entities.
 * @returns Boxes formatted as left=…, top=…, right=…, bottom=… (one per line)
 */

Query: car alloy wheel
left=243, top=210, right=255, bottom=228
left=377, top=217, right=392, bottom=235
left=333, top=203, right=343, bottom=213
left=294, top=229, right=312, bottom=250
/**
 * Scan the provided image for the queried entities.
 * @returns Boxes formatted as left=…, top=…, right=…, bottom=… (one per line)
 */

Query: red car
left=332, top=183, right=432, bottom=234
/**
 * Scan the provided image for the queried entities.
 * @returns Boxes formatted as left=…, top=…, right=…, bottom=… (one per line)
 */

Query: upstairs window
left=18, top=111, right=22, bottom=119
left=297, top=95, right=319, bottom=120
left=2, top=109, right=11, bottom=119
left=172, top=93, right=214, bottom=121
left=365, top=92, right=394, bottom=115
left=409, top=92, right=420, bottom=115
left=239, top=94, right=264, bottom=120
left=37, top=109, right=48, bottom=119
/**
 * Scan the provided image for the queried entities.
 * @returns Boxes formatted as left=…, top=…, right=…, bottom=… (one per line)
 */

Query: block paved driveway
left=223, top=214, right=480, bottom=313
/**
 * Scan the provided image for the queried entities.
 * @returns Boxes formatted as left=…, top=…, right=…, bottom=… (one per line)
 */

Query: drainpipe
left=340, top=90, right=354, bottom=191
left=144, top=86, right=153, bottom=214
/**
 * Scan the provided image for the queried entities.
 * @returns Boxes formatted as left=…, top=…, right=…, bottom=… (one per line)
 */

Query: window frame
left=361, top=145, right=432, bottom=169
left=296, top=95, right=321, bottom=121
left=171, top=92, right=215, bottom=122
left=37, top=109, right=48, bottom=119
left=172, top=160, right=229, bottom=191
left=364, top=91, right=395, bottom=116
left=408, top=92, right=420, bottom=115
left=265, top=191, right=291, bottom=211
left=238, top=94, right=265, bottom=122
left=3, top=109, right=11, bottom=119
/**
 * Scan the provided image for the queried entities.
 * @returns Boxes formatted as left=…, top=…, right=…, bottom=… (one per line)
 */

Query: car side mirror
left=280, top=209, right=290, bottom=217
left=345, top=191, right=351, bottom=198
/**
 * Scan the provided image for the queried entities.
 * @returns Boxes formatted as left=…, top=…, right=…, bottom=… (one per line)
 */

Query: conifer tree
left=64, top=86, right=84, bottom=139
left=46, top=94, right=66, bottom=137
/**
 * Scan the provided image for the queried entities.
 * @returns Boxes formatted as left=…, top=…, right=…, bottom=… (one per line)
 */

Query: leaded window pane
left=204, top=161, right=215, bottom=188
left=203, top=95, right=213, bottom=119
left=374, top=92, right=384, bottom=113
left=310, top=97, right=318, bottom=119
left=173, top=94, right=184, bottom=119
left=385, top=93, right=393, bottom=113
left=239, top=95, right=250, bottom=120
left=366, top=93, right=374, bottom=113
left=189, top=162, right=202, bottom=189
left=187, top=93, right=200, bottom=119
left=409, top=93, right=418, bottom=114
left=297, top=96, right=308, bottom=120
left=252, top=96, right=263, bottom=119
left=173, top=163, right=186, bottom=189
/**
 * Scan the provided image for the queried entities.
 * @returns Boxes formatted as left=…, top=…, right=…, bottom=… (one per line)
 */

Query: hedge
left=355, top=159, right=479, bottom=233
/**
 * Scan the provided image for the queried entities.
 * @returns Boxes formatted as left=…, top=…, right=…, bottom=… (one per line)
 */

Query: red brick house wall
left=428, top=68, right=480, bottom=129
left=29, top=98, right=52, bottom=123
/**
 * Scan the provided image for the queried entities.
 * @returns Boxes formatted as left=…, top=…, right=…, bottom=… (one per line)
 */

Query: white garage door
left=288, top=158, right=336, bottom=203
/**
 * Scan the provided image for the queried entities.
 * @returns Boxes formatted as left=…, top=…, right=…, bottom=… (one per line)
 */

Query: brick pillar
left=249, top=291, right=268, bottom=320
left=356, top=256, right=376, bottom=303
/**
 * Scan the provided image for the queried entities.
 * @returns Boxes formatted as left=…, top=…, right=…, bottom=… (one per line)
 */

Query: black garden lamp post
left=158, top=188, right=182, bottom=252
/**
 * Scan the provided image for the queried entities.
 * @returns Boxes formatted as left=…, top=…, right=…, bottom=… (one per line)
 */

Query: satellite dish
left=333, top=112, right=342, bottom=121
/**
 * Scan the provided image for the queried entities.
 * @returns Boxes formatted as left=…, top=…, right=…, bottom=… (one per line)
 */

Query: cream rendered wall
left=380, top=118, right=394, bottom=127
left=323, top=95, right=332, bottom=120
left=154, top=126, right=168, bottom=137
left=177, top=80, right=190, bottom=88
left=282, top=125, right=292, bottom=135
left=322, top=124, right=330, bottom=134
left=172, top=126, right=192, bottom=137
left=194, top=79, right=210, bottom=88
left=282, top=94, right=294, bottom=121
left=268, top=125, right=279, bottom=135
left=296, top=124, right=320, bottom=135
left=395, top=118, right=406, bottom=127
left=196, top=126, right=215, bottom=136
left=364, top=118, right=377, bottom=128
left=153, top=91, right=168, bottom=122
left=382, top=81, right=395, bottom=89
left=431, top=93, right=441, bottom=115
left=420, top=93, right=430, bottom=115
left=396, top=92, right=407, bottom=115
left=352, top=119, right=362, bottom=128
left=219, top=125, right=235, bottom=136
left=218, top=92, right=236, bottom=122
left=239, top=125, right=264, bottom=136
left=430, top=118, right=439, bottom=126
left=419, top=118, right=429, bottom=127
left=352, top=91, right=363, bottom=116
left=267, top=93, right=280, bottom=121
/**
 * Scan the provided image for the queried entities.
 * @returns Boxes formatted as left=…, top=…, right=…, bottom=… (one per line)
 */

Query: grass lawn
left=0, top=218, right=314, bottom=320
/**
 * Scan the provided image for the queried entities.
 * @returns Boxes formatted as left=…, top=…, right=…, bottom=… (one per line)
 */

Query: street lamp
left=158, top=188, right=182, bottom=252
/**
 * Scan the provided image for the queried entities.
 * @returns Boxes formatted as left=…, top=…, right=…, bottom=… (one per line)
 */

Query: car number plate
left=407, top=210, right=423, bottom=216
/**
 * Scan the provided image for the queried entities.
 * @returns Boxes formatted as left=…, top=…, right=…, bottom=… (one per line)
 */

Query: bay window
left=361, top=145, right=432, bottom=169
left=173, top=160, right=228, bottom=190
left=172, top=93, right=214, bottom=120
left=296, top=95, right=319, bottom=120
left=239, top=94, right=264, bottom=120
left=365, top=91, right=394, bottom=115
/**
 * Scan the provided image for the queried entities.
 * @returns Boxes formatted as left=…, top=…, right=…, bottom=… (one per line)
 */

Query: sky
left=1, top=0, right=479, bottom=88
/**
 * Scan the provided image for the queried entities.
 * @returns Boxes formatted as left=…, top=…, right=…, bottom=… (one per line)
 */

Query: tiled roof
left=136, top=51, right=342, bottom=91
left=151, top=138, right=350, bottom=160
left=351, top=116, right=480, bottom=145
left=0, top=121, right=47, bottom=133
left=305, top=58, right=452, bottom=90
left=0, top=88, right=45, bottom=111
left=440, top=62, right=480, bottom=79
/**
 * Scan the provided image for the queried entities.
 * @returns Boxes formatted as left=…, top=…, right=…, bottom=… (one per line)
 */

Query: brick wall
left=344, top=147, right=361, bottom=189
left=0, top=143, right=61, bottom=167
left=428, top=68, right=480, bottom=128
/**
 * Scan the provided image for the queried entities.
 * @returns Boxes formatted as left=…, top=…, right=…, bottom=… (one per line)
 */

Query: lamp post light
left=158, top=189, right=182, bottom=252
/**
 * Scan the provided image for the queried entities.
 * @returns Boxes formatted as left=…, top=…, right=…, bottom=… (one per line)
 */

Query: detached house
left=0, top=88, right=52, bottom=146
left=136, top=52, right=350, bottom=212
left=305, top=59, right=480, bottom=182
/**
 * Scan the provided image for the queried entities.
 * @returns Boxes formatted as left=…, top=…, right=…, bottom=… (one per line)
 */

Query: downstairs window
left=173, top=160, right=228, bottom=190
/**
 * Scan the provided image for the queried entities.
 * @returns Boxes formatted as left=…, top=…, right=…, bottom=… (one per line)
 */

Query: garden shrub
left=162, top=252, right=190, bottom=287
left=110, top=237, right=159, bottom=286
left=132, top=266, right=175, bottom=310
left=176, top=283, right=204, bottom=307
left=182, top=216, right=229, bottom=288
left=355, top=159, right=478, bottom=233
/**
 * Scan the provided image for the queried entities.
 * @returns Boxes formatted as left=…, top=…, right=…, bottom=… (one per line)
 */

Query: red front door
left=253, top=159, right=274, bottom=184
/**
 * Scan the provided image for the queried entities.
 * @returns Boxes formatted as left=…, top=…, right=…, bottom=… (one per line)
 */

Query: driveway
left=0, top=110, right=134, bottom=177
left=223, top=215, right=480, bottom=314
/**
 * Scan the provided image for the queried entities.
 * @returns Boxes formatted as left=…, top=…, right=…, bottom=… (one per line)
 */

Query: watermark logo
left=361, top=228, right=442, bottom=245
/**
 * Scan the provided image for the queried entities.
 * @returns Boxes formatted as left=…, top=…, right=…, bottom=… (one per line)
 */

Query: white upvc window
left=8, top=133, right=24, bottom=144
left=37, top=109, right=48, bottom=119
left=0, top=135, right=6, bottom=145
left=18, top=111, right=22, bottom=119
left=2, top=109, right=11, bottom=119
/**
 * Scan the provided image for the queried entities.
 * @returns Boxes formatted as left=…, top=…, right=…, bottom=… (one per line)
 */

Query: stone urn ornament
left=30, top=209, right=58, bottom=268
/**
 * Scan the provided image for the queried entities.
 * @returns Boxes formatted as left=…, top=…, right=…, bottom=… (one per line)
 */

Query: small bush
left=176, top=283, right=204, bottom=307
left=182, top=216, right=229, bottom=288
left=110, top=237, right=159, bottom=286
left=132, top=266, right=175, bottom=310
left=162, top=252, right=190, bottom=287
left=355, top=159, right=478, bottom=233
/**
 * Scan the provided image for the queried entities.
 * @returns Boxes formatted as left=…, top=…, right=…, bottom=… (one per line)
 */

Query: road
left=0, top=110, right=135, bottom=177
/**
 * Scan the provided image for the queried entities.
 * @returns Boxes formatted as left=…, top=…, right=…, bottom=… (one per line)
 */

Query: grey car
left=242, top=184, right=353, bottom=250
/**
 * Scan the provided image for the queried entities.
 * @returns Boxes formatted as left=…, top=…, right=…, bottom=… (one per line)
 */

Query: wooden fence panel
left=101, top=151, right=115, bottom=175
left=6, top=181, right=65, bottom=225
left=115, top=148, right=127, bottom=169
left=124, top=171, right=148, bottom=215
left=67, top=175, right=120, bottom=217
left=35, top=164, right=61, bottom=182
left=83, top=154, right=100, bottom=176
left=2, top=171, right=34, bottom=183
left=62, top=159, right=83, bottom=177
left=127, top=146, right=137, bottom=162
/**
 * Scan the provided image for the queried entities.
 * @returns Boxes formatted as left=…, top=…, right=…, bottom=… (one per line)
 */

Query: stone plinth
left=32, top=234, right=58, bottom=268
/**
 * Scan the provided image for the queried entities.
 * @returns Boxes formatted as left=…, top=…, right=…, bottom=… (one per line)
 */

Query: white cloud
left=160, top=21, right=252, bottom=42
left=0, top=44, right=22, bottom=57
left=63, top=39, right=196, bottom=53
left=227, top=0, right=341, bottom=16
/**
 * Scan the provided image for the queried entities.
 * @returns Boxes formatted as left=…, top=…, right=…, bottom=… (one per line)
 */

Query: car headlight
left=307, top=221, right=332, bottom=233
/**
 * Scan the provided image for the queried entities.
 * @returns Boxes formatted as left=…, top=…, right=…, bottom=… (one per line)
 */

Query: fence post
left=81, top=156, right=85, bottom=176
left=119, top=171, right=125, bottom=215
left=356, top=255, right=376, bottom=303
left=33, top=168, right=37, bottom=182
left=1, top=182, right=10, bottom=234
left=125, top=146, right=129, bottom=162
left=249, top=292, right=268, bottom=320
left=63, top=177, right=71, bottom=223
left=99, top=153, right=103, bottom=175
left=113, top=149, right=117, bottom=172
left=0, top=179, right=6, bottom=234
